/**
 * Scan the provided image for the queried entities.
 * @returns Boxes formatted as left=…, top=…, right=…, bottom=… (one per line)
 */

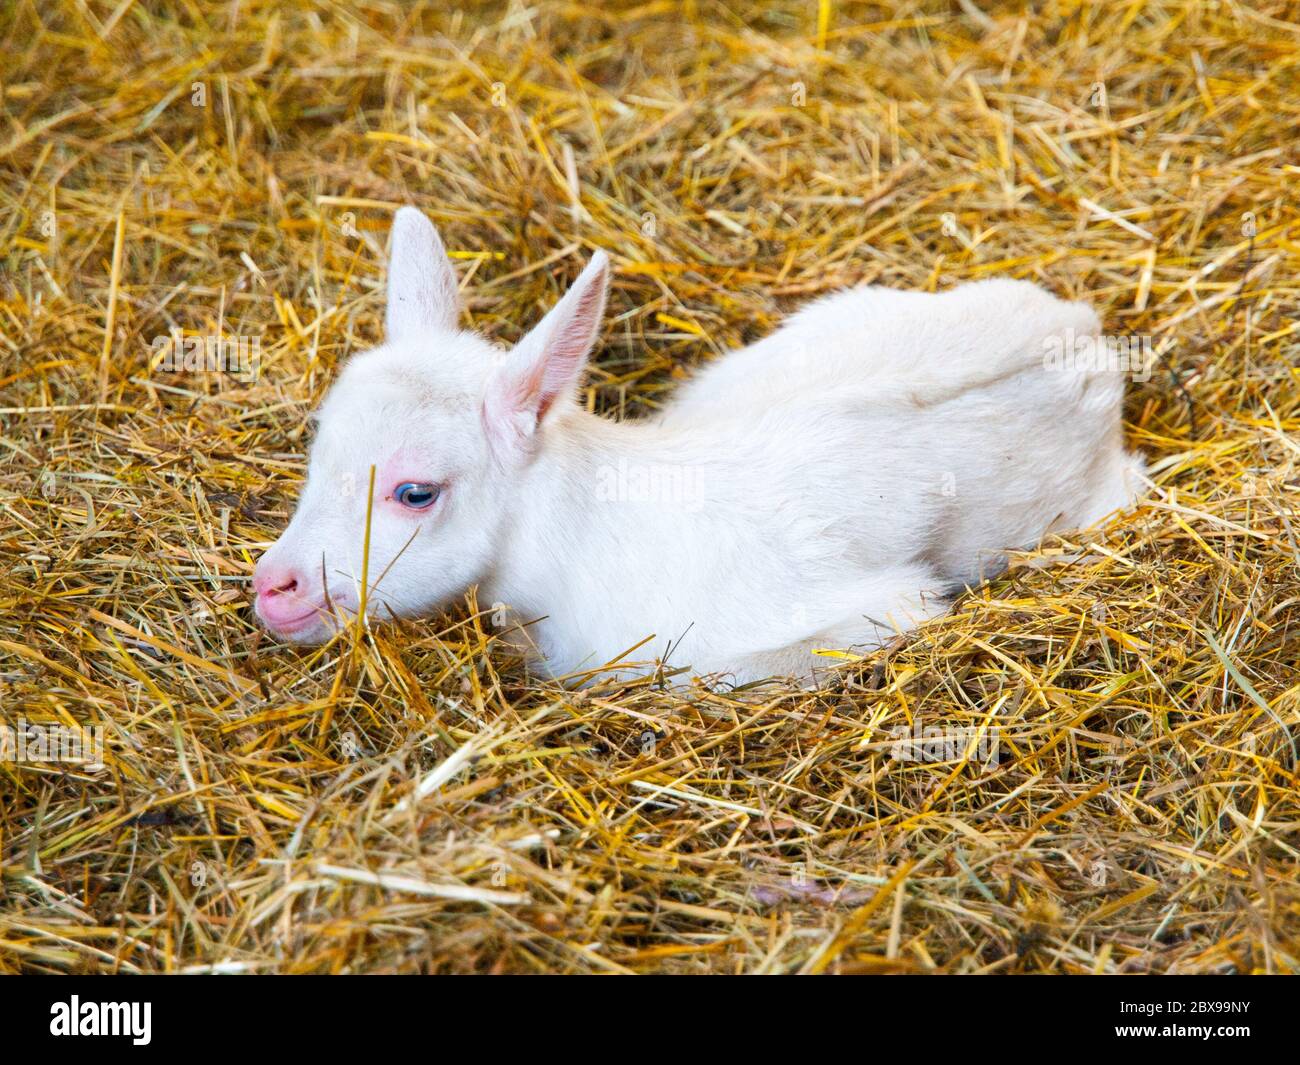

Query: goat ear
left=385, top=207, right=459, bottom=339
left=483, top=251, right=609, bottom=452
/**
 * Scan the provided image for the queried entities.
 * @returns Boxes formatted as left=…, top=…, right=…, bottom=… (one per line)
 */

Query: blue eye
left=394, top=482, right=440, bottom=509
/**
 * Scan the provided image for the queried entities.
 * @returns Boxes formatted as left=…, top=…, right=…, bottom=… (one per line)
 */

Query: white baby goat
left=253, top=207, right=1142, bottom=685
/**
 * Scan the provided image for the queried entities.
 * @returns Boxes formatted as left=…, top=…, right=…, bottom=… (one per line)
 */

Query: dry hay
left=1, top=0, right=1299, bottom=974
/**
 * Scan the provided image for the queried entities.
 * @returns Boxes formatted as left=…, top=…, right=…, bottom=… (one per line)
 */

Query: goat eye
left=393, top=482, right=440, bottom=509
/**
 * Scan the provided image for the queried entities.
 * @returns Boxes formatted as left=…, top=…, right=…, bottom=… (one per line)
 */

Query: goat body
left=254, top=208, right=1141, bottom=685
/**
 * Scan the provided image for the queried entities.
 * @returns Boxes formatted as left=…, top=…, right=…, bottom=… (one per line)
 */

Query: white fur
left=253, top=207, right=1142, bottom=685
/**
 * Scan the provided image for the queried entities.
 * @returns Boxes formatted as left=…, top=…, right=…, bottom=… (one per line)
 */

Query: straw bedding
left=1, top=0, right=1298, bottom=973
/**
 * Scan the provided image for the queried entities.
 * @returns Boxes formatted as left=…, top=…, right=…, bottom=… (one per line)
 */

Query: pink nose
left=253, top=564, right=319, bottom=629
left=254, top=566, right=301, bottom=599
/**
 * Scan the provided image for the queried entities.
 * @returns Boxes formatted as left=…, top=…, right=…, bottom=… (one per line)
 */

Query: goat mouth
left=255, top=598, right=326, bottom=634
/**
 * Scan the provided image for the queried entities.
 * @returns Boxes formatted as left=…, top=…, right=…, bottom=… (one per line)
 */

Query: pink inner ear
left=480, top=342, right=569, bottom=456
left=530, top=339, right=581, bottom=422
left=536, top=288, right=604, bottom=416
left=482, top=252, right=608, bottom=454
left=524, top=266, right=607, bottom=414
